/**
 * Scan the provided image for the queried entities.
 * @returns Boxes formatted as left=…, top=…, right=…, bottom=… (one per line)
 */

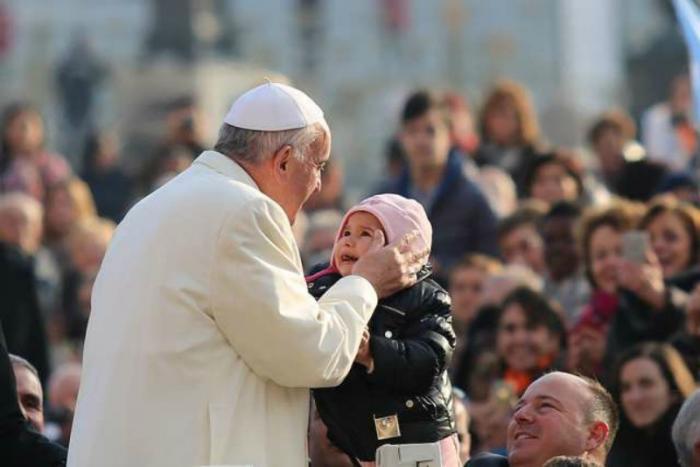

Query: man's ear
left=585, top=421, right=609, bottom=452
left=271, top=145, right=293, bottom=179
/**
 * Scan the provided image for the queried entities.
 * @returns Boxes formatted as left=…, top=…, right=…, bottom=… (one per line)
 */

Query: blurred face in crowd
left=500, top=224, right=546, bottom=274
left=401, top=110, right=451, bottom=172
left=93, top=133, right=120, bottom=170
left=485, top=100, right=519, bottom=147
left=0, top=204, right=42, bottom=254
left=4, top=110, right=44, bottom=156
left=48, top=363, right=81, bottom=445
left=449, top=266, right=486, bottom=326
left=542, top=216, right=579, bottom=282
left=530, top=163, right=579, bottom=206
left=619, top=357, right=674, bottom=429
left=12, top=363, right=44, bottom=432
left=508, top=373, right=603, bottom=467
left=646, top=211, right=692, bottom=278
left=592, top=128, right=624, bottom=176
left=50, top=368, right=81, bottom=413
left=529, top=325, right=561, bottom=362
left=71, top=236, right=109, bottom=274
left=589, top=224, right=623, bottom=293
left=497, top=303, right=538, bottom=372
left=45, top=187, right=78, bottom=239
left=670, top=75, right=692, bottom=115
left=333, top=211, right=384, bottom=276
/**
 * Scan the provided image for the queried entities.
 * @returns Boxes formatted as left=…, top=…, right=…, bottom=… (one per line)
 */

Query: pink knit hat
left=329, top=194, right=432, bottom=270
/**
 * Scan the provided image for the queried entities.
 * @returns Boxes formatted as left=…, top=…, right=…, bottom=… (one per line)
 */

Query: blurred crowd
left=3, top=72, right=700, bottom=466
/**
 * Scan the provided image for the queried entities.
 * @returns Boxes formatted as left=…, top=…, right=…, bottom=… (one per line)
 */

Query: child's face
left=334, top=211, right=384, bottom=276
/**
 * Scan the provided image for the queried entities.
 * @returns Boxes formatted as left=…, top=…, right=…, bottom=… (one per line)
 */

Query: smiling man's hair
left=575, top=374, right=618, bottom=452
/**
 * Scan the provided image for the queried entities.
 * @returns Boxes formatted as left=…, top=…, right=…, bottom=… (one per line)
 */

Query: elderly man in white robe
left=67, top=83, right=424, bottom=467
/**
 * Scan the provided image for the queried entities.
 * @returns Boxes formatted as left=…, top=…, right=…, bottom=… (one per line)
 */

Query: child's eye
left=361, top=231, right=372, bottom=237
left=342, top=230, right=351, bottom=237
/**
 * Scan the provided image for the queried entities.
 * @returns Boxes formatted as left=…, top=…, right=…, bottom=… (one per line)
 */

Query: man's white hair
left=214, top=120, right=329, bottom=165
left=673, top=389, right=700, bottom=467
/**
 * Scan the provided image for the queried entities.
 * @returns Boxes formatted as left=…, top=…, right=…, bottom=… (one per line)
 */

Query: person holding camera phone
left=604, top=199, right=699, bottom=382
left=570, top=199, right=694, bottom=381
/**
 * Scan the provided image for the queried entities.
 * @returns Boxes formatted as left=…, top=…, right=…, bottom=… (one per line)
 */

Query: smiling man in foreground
left=468, top=372, right=618, bottom=467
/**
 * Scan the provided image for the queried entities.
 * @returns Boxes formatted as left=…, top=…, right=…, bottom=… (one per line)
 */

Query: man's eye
left=21, top=396, right=41, bottom=410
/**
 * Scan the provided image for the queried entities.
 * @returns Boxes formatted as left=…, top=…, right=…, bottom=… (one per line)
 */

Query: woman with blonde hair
left=43, top=177, right=96, bottom=260
left=474, top=79, right=543, bottom=197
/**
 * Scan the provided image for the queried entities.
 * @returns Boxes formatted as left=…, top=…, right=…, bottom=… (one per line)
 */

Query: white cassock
left=67, top=150, right=377, bottom=467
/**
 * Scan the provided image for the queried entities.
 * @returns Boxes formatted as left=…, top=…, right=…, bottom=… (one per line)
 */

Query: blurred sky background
left=0, top=0, right=691, bottom=198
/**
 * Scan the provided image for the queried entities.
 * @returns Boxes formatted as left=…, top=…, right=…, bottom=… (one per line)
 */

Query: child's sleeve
left=365, top=286, right=455, bottom=393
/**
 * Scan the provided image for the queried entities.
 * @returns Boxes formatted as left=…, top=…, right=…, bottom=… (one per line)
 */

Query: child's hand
left=355, top=328, right=374, bottom=372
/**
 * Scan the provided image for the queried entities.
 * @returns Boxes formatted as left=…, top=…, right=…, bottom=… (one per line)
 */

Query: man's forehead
left=521, top=373, right=587, bottom=405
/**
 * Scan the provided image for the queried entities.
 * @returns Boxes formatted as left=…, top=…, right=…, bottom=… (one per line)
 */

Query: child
left=307, top=194, right=459, bottom=466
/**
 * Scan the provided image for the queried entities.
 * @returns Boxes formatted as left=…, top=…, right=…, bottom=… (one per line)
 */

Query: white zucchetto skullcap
left=223, top=82, right=324, bottom=131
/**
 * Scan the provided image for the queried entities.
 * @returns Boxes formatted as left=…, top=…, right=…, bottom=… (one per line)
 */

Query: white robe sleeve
left=210, top=196, right=377, bottom=388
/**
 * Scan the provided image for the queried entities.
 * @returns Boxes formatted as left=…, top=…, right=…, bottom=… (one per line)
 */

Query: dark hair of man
left=497, top=204, right=547, bottom=242
left=448, top=253, right=502, bottom=278
left=400, top=90, right=451, bottom=127
left=587, top=110, right=636, bottom=146
left=541, top=200, right=582, bottom=226
left=523, top=153, right=584, bottom=199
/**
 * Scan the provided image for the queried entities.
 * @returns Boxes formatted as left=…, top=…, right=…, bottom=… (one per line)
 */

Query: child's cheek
left=358, top=238, right=373, bottom=256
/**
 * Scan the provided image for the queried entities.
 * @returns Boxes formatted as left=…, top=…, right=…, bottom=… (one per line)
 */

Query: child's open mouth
left=341, top=254, right=358, bottom=263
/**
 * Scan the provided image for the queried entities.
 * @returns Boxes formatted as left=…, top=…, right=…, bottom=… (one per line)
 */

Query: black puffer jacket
left=309, top=265, right=457, bottom=462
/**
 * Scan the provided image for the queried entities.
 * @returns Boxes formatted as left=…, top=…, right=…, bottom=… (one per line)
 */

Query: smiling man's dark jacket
left=466, top=453, right=510, bottom=466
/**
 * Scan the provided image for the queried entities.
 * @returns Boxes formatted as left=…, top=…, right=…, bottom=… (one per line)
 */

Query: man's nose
left=513, top=405, right=534, bottom=424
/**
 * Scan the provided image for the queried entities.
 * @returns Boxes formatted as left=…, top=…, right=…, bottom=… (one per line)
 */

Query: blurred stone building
left=0, top=0, right=687, bottom=197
